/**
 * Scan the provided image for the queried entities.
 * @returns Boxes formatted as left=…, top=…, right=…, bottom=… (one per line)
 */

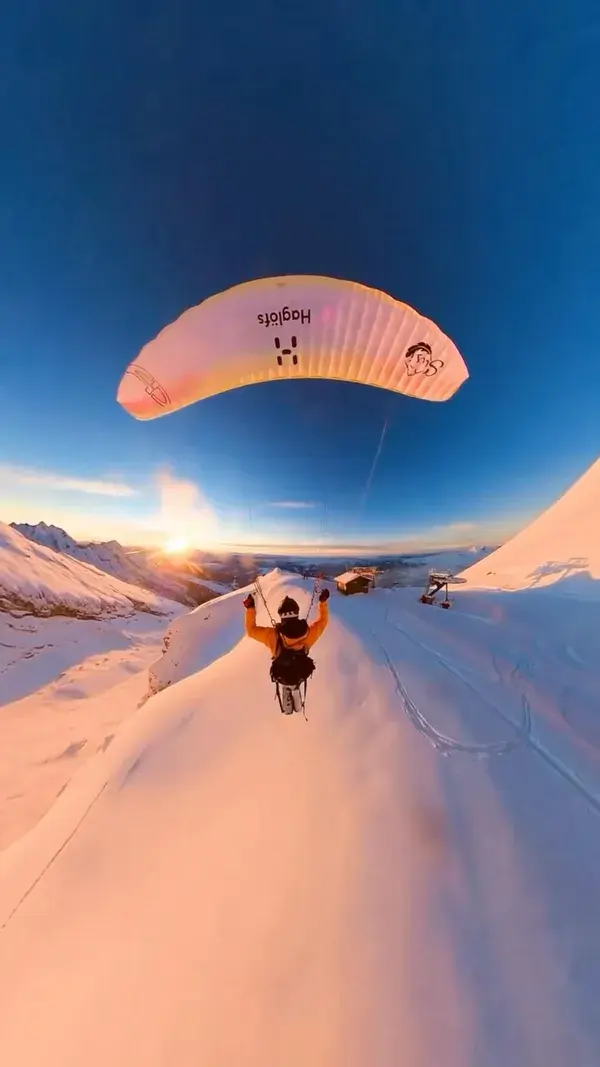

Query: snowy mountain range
left=10, top=522, right=220, bottom=608
left=0, top=522, right=178, bottom=619
left=7, top=521, right=495, bottom=602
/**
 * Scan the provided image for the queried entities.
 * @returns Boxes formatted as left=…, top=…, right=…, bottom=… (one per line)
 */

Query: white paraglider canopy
left=117, top=275, right=468, bottom=420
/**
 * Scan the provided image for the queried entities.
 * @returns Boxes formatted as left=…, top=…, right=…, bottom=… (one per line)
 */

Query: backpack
left=270, top=634, right=316, bottom=689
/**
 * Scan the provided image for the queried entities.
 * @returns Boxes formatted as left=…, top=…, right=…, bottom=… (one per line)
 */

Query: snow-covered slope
left=148, top=585, right=248, bottom=696
left=10, top=521, right=78, bottom=553
left=460, top=457, right=600, bottom=595
left=147, top=567, right=306, bottom=697
left=0, top=611, right=176, bottom=850
left=187, top=575, right=232, bottom=595
left=11, top=522, right=219, bottom=607
left=1, top=569, right=600, bottom=1065
left=0, top=523, right=176, bottom=619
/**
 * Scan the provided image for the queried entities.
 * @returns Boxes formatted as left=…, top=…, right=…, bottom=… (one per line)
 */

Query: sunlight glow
left=164, top=535, right=192, bottom=555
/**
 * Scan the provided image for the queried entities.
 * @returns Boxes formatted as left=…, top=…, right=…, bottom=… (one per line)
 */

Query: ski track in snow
left=375, top=602, right=600, bottom=815
left=492, top=650, right=600, bottom=815
left=374, top=609, right=531, bottom=757
left=0, top=612, right=173, bottom=851
left=0, top=779, right=110, bottom=931
left=371, top=626, right=529, bottom=758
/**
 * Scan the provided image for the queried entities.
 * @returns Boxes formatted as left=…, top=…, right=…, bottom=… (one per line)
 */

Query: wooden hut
left=335, top=570, right=372, bottom=596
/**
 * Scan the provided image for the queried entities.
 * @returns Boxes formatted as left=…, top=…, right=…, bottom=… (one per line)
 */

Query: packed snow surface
left=461, top=457, right=600, bottom=594
left=0, top=606, right=184, bottom=850
left=1, top=564, right=600, bottom=1066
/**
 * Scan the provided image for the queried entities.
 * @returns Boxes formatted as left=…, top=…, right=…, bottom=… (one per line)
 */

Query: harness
left=270, top=631, right=316, bottom=720
left=253, top=574, right=324, bottom=721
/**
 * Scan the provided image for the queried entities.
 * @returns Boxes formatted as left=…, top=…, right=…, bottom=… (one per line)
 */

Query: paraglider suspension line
left=254, top=575, right=276, bottom=625
left=306, top=573, right=323, bottom=619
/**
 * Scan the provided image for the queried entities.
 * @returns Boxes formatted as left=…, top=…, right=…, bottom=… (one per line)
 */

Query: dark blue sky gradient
left=1, top=1, right=599, bottom=547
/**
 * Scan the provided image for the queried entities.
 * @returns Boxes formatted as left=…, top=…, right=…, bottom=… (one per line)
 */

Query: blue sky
left=1, top=1, right=598, bottom=553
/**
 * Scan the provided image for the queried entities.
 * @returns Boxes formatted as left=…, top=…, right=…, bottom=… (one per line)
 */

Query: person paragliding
left=243, top=588, right=330, bottom=715
left=116, top=276, right=468, bottom=716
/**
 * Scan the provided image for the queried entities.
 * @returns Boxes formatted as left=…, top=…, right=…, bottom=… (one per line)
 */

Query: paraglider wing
left=117, top=276, right=468, bottom=420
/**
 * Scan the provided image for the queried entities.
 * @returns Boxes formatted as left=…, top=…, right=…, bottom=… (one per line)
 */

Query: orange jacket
left=245, top=601, right=329, bottom=657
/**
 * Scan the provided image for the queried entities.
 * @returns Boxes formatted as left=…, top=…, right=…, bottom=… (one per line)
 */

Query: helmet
left=278, top=596, right=300, bottom=619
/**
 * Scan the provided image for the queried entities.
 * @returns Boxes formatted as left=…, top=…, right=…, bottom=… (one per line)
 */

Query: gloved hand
left=318, top=588, right=330, bottom=602
left=243, top=593, right=255, bottom=609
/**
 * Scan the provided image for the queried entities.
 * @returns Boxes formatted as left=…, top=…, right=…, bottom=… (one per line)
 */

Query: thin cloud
left=445, top=522, right=477, bottom=533
left=268, top=500, right=316, bottom=509
left=0, top=464, right=137, bottom=498
left=381, top=521, right=478, bottom=545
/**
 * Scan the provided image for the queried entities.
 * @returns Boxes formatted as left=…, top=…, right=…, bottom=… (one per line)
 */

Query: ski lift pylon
left=419, top=569, right=453, bottom=608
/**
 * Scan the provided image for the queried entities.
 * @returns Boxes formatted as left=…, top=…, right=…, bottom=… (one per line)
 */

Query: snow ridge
left=0, top=523, right=176, bottom=619
left=461, top=457, right=600, bottom=594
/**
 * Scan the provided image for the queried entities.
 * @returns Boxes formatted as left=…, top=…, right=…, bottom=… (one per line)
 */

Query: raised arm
left=244, top=595, right=277, bottom=653
left=306, top=593, right=329, bottom=649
